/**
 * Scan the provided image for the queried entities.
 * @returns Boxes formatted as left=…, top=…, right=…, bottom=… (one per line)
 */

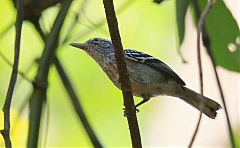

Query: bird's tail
left=179, top=87, right=221, bottom=119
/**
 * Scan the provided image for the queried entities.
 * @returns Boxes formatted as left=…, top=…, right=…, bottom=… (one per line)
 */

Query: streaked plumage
left=124, top=49, right=186, bottom=85
left=70, top=37, right=221, bottom=119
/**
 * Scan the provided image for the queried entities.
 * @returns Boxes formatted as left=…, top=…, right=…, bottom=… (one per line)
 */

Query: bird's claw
left=123, top=110, right=129, bottom=117
left=122, top=107, right=139, bottom=117
left=135, top=108, right=139, bottom=112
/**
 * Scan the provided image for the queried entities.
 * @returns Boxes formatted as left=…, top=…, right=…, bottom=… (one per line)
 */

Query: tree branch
left=0, top=0, right=24, bottom=147
left=27, top=1, right=72, bottom=147
left=53, top=56, right=103, bottom=147
left=190, top=0, right=236, bottom=147
left=102, top=0, right=142, bottom=147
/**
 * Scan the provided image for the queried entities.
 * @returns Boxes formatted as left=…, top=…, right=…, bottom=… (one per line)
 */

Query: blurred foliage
left=175, top=0, right=240, bottom=72
left=176, top=0, right=190, bottom=44
left=197, top=0, right=240, bottom=72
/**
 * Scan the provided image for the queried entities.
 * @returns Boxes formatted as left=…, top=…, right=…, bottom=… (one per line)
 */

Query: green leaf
left=176, top=0, right=191, bottom=44
left=197, top=0, right=240, bottom=72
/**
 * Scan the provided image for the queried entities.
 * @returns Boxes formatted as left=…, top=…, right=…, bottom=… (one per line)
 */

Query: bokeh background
left=0, top=0, right=239, bottom=147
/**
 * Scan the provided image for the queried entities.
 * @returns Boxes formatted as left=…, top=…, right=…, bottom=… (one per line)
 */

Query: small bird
left=70, top=37, right=221, bottom=119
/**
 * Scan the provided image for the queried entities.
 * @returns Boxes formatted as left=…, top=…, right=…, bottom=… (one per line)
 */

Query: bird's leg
left=123, top=105, right=139, bottom=117
left=123, top=96, right=150, bottom=117
left=135, top=97, right=150, bottom=108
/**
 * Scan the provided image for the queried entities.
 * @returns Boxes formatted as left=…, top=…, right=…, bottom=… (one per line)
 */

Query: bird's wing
left=124, top=49, right=186, bottom=85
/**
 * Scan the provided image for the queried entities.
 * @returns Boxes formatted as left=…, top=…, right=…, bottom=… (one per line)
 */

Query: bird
left=70, top=37, right=221, bottom=119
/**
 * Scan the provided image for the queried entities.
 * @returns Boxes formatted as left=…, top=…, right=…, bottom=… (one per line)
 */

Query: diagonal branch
left=0, top=0, right=24, bottom=147
left=102, top=0, right=142, bottom=147
left=27, top=1, right=72, bottom=147
left=53, top=57, right=103, bottom=147
left=0, top=51, right=31, bottom=83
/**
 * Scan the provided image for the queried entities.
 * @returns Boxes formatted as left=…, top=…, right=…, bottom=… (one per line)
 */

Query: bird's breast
left=98, top=56, right=174, bottom=98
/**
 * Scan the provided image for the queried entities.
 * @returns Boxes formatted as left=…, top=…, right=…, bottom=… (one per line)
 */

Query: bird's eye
left=93, top=38, right=99, bottom=41
left=92, top=38, right=99, bottom=44
left=100, top=41, right=110, bottom=48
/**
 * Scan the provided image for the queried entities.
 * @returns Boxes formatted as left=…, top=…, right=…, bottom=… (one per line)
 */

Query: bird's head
left=70, top=38, right=113, bottom=55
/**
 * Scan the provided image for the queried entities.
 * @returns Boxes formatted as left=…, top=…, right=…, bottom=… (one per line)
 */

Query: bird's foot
left=122, top=107, right=139, bottom=117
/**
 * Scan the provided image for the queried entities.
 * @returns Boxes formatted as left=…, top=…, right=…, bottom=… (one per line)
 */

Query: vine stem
left=188, top=0, right=213, bottom=147
left=0, top=0, right=24, bottom=147
left=190, top=0, right=236, bottom=147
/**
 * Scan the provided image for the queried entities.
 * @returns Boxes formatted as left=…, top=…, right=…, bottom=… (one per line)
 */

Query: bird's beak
left=70, top=43, right=88, bottom=50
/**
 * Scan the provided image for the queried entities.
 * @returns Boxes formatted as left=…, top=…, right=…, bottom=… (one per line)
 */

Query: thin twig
left=209, top=47, right=236, bottom=148
left=0, top=51, right=32, bottom=83
left=5, top=61, right=36, bottom=135
left=81, top=9, right=108, bottom=34
left=102, top=0, right=142, bottom=147
left=61, top=0, right=88, bottom=44
left=54, top=57, right=103, bottom=147
left=188, top=1, right=214, bottom=147
left=0, top=22, right=14, bottom=41
left=199, top=11, right=236, bottom=148
left=4, top=60, right=35, bottom=133
left=32, top=19, right=46, bottom=41
left=27, top=1, right=72, bottom=147
left=197, top=0, right=214, bottom=93
left=0, top=0, right=24, bottom=147
left=191, top=0, right=236, bottom=147
left=65, top=0, right=137, bottom=44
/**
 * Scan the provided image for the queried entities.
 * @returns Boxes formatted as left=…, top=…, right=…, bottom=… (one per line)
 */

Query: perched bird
left=70, top=37, right=221, bottom=119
